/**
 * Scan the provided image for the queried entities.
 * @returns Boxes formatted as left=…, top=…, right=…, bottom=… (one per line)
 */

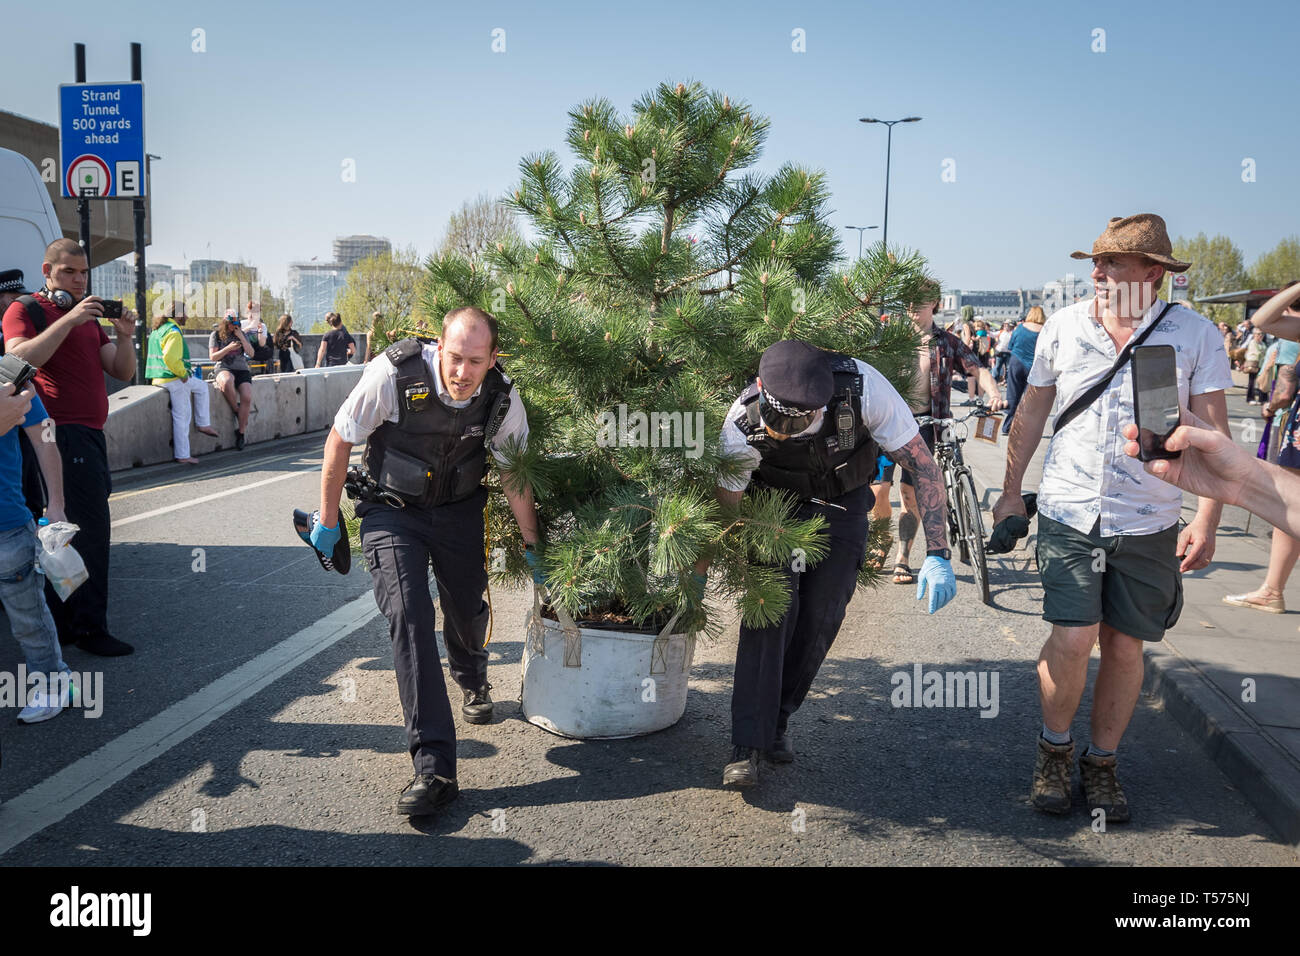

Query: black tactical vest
left=732, top=353, right=879, bottom=502
left=363, top=337, right=513, bottom=509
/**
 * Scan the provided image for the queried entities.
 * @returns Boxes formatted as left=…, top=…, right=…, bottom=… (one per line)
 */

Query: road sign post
left=59, top=80, right=146, bottom=201
left=60, top=53, right=148, bottom=381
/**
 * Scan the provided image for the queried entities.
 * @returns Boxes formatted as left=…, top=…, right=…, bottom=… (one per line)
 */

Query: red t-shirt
left=1, top=296, right=111, bottom=429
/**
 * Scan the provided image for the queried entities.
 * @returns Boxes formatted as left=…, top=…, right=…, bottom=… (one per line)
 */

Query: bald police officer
left=309, top=306, right=544, bottom=816
left=695, top=339, right=957, bottom=787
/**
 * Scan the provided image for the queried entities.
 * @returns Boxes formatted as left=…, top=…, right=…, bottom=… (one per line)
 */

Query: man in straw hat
left=991, top=214, right=1232, bottom=822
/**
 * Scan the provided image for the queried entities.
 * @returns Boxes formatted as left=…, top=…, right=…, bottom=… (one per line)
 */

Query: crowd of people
left=3, top=215, right=1300, bottom=827
left=0, top=241, right=364, bottom=719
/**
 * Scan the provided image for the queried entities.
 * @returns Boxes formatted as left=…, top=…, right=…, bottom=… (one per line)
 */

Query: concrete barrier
left=105, top=365, right=365, bottom=471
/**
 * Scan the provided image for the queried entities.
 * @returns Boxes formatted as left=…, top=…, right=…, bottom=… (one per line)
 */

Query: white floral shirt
left=1027, top=298, right=1232, bottom=536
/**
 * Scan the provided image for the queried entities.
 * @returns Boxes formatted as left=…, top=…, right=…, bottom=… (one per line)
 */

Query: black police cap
left=0, top=269, right=31, bottom=295
left=758, top=339, right=833, bottom=412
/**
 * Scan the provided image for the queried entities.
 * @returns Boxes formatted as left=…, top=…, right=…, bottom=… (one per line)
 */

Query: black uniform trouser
left=731, top=483, right=872, bottom=750
left=359, top=486, right=490, bottom=779
left=45, top=425, right=112, bottom=640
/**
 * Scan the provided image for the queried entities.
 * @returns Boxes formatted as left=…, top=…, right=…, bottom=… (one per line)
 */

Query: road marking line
left=0, top=591, right=380, bottom=858
left=111, top=471, right=305, bottom=528
left=110, top=450, right=313, bottom=502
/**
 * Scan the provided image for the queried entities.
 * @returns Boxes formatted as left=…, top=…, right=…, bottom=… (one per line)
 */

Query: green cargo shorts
left=1035, top=514, right=1184, bottom=642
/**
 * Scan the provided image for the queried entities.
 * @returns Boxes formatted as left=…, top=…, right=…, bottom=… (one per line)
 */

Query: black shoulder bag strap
left=1052, top=302, right=1175, bottom=435
left=0, top=295, right=50, bottom=357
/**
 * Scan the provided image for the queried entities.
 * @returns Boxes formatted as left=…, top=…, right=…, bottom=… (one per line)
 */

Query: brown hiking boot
left=1030, top=737, right=1074, bottom=814
left=1079, top=751, right=1130, bottom=823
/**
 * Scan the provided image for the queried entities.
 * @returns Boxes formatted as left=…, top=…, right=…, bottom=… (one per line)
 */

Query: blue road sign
left=59, top=81, right=146, bottom=199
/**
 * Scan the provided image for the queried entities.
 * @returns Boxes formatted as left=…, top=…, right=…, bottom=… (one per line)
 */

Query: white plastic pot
left=520, top=589, right=696, bottom=739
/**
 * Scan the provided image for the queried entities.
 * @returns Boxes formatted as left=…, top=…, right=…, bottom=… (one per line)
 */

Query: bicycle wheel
left=940, top=458, right=967, bottom=564
left=954, top=468, right=991, bottom=605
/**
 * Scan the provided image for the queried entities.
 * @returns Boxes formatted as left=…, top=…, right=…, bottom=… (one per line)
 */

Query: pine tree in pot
left=411, top=81, right=933, bottom=737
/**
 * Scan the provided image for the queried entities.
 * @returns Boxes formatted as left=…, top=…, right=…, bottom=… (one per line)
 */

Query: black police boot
left=722, top=745, right=759, bottom=787
left=462, top=682, right=493, bottom=724
left=396, top=774, right=459, bottom=816
left=766, top=730, right=794, bottom=764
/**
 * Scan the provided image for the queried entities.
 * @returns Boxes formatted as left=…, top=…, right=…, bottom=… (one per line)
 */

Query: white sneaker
left=17, top=677, right=75, bottom=724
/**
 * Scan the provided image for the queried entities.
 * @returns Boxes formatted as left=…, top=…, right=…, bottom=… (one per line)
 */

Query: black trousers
left=18, top=428, right=47, bottom=518
left=731, top=483, right=872, bottom=750
left=359, top=487, right=490, bottom=778
left=45, top=424, right=112, bottom=640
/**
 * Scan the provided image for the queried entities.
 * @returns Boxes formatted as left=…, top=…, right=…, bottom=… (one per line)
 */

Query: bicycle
left=914, top=400, right=992, bottom=606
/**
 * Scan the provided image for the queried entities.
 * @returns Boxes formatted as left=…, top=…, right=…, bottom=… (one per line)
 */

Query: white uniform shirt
left=1027, top=298, right=1232, bottom=536
left=719, top=359, right=919, bottom=493
left=332, top=342, right=529, bottom=465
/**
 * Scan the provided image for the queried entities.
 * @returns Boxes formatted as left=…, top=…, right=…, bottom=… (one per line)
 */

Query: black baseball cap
left=756, top=339, right=833, bottom=435
left=0, top=269, right=31, bottom=295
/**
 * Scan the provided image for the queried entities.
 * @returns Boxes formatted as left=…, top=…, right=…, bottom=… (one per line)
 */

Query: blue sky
left=4, top=0, right=1296, bottom=296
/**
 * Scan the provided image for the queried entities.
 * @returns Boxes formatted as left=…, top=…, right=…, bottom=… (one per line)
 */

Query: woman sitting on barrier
left=209, top=310, right=254, bottom=450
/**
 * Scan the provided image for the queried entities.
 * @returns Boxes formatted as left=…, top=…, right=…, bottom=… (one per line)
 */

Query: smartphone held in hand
left=1131, top=345, right=1181, bottom=462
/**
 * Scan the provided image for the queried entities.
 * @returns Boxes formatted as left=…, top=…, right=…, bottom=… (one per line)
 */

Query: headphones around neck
left=40, top=288, right=75, bottom=310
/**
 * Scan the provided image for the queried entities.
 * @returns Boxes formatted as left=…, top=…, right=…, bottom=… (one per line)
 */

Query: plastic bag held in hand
left=916, top=555, right=956, bottom=615
left=37, top=520, right=89, bottom=601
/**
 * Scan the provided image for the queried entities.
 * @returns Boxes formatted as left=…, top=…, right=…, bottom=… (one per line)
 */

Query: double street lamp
left=858, top=116, right=921, bottom=250
left=844, top=224, right=878, bottom=261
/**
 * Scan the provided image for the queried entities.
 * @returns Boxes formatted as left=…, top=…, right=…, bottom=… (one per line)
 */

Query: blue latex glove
left=916, top=555, right=956, bottom=614
left=309, top=514, right=340, bottom=557
left=686, top=572, right=708, bottom=608
left=524, top=546, right=546, bottom=586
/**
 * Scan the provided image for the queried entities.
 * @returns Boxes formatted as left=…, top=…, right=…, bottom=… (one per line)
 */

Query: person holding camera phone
left=0, top=239, right=139, bottom=657
left=210, top=309, right=255, bottom=449
left=991, top=214, right=1232, bottom=822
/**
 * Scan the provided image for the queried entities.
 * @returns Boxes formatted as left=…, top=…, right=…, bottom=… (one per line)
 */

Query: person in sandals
left=884, top=282, right=1003, bottom=585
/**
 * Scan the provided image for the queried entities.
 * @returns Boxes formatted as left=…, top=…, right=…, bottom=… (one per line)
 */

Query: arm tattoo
left=888, top=435, right=948, bottom=551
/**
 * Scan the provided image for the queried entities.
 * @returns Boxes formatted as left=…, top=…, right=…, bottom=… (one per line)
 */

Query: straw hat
left=1070, top=213, right=1190, bottom=272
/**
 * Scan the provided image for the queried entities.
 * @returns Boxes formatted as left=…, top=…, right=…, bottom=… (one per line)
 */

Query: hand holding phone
left=1131, top=345, right=1181, bottom=461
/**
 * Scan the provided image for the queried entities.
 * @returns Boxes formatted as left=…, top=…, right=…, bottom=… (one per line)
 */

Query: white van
left=0, top=147, right=61, bottom=289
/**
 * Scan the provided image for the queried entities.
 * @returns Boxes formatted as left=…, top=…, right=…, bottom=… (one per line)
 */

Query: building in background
left=333, top=235, right=391, bottom=271
left=287, top=261, right=346, bottom=324
left=939, top=289, right=1027, bottom=325
left=1042, top=273, right=1093, bottom=315
left=89, top=257, right=135, bottom=301
left=188, top=258, right=256, bottom=285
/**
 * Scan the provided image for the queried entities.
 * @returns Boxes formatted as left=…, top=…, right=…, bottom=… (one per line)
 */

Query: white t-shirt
left=332, top=342, right=529, bottom=465
left=718, top=359, right=919, bottom=493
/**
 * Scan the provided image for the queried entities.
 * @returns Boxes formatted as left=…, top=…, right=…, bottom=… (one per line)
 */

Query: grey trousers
left=359, top=487, right=490, bottom=778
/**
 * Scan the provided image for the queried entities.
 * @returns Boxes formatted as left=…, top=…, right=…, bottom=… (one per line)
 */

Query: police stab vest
left=732, top=353, right=879, bottom=501
left=363, top=337, right=513, bottom=509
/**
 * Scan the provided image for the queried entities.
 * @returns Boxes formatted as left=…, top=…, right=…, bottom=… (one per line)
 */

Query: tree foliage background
left=333, top=246, right=427, bottom=336
left=399, top=81, right=934, bottom=637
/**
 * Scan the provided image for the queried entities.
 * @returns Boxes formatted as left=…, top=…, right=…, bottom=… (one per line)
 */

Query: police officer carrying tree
left=307, top=306, right=544, bottom=816
left=693, top=339, right=957, bottom=788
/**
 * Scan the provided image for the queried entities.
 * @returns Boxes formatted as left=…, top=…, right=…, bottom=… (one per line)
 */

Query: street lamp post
left=858, top=116, right=921, bottom=250
left=844, top=224, right=879, bottom=260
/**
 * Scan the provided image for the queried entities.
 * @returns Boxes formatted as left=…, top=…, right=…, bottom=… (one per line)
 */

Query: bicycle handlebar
left=914, top=401, right=989, bottom=430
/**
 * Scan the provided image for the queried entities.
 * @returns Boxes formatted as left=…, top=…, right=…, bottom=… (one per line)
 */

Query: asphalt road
left=0, top=433, right=1294, bottom=866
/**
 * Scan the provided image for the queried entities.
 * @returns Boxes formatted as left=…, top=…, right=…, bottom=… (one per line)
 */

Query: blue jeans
left=0, top=521, right=67, bottom=675
left=1002, top=354, right=1030, bottom=434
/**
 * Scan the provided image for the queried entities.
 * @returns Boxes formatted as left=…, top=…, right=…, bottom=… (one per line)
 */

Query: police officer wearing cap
left=309, top=306, right=544, bottom=816
left=694, top=339, right=957, bottom=787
